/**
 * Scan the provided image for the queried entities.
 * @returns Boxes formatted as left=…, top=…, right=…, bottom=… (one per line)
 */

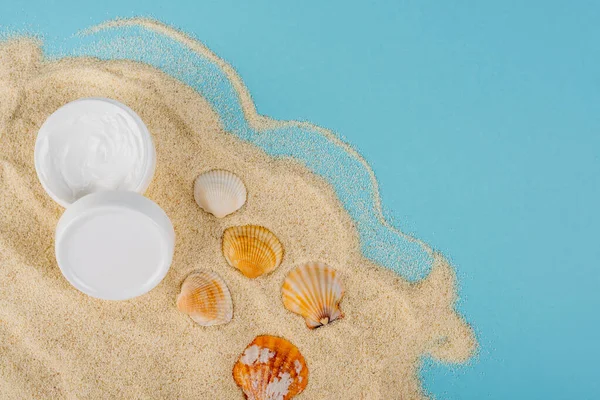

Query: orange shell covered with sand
left=281, top=262, right=344, bottom=329
left=222, top=225, right=284, bottom=278
left=176, top=270, right=233, bottom=326
left=233, top=335, right=309, bottom=400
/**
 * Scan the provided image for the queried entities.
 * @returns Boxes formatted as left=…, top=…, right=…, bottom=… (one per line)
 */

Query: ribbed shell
left=281, top=262, right=344, bottom=329
left=222, top=225, right=284, bottom=278
left=176, top=270, right=233, bottom=326
left=233, top=335, right=309, bottom=400
left=194, top=170, right=247, bottom=218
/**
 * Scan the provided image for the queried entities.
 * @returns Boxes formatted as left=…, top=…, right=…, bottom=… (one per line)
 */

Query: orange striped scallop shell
left=281, top=262, right=344, bottom=329
left=176, top=270, right=233, bottom=326
left=233, top=335, right=309, bottom=400
left=222, top=225, right=284, bottom=278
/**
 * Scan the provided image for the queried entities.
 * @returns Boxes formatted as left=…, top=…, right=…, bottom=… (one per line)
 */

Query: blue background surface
left=2, top=1, right=599, bottom=399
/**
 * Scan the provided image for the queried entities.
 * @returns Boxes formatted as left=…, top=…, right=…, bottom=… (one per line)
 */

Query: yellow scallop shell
left=281, top=262, right=344, bottom=329
left=176, top=270, right=233, bottom=326
left=233, top=335, right=309, bottom=400
left=222, top=225, right=284, bottom=278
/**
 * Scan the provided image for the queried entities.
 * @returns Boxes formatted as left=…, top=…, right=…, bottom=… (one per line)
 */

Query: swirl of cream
left=35, top=99, right=154, bottom=206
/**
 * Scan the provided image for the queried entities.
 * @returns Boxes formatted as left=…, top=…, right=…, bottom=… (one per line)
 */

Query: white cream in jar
left=34, top=98, right=172, bottom=301
left=34, top=98, right=156, bottom=207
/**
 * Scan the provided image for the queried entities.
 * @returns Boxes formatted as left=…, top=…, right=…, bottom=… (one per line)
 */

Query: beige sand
left=0, top=37, right=476, bottom=399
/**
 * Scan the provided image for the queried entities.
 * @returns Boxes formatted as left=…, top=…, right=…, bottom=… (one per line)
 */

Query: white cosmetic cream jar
left=34, top=98, right=156, bottom=207
left=34, top=98, right=173, bottom=300
left=55, top=191, right=175, bottom=300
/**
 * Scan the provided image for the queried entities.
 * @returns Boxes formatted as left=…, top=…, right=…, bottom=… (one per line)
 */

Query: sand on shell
left=0, top=38, right=476, bottom=399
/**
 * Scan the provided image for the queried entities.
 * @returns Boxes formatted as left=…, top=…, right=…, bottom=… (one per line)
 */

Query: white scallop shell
left=194, top=170, right=247, bottom=218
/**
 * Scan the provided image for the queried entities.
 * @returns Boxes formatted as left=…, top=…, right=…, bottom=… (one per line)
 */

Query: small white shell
left=194, top=170, right=247, bottom=218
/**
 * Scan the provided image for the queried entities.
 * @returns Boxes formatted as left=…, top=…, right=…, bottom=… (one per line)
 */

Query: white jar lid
left=55, top=191, right=175, bottom=300
left=34, top=98, right=156, bottom=208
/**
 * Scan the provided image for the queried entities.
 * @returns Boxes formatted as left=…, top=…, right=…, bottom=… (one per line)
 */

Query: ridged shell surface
left=233, top=335, right=309, bottom=400
left=194, top=170, right=247, bottom=218
left=281, top=262, right=344, bottom=329
left=176, top=270, right=233, bottom=326
left=222, top=225, right=284, bottom=278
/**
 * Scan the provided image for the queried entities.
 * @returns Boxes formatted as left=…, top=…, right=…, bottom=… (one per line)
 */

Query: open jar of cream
left=34, top=98, right=156, bottom=207
left=34, top=98, right=174, bottom=300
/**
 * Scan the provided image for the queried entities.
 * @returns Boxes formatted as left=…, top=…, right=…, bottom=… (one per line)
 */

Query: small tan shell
left=281, top=262, right=344, bottom=329
left=176, top=270, right=233, bottom=326
left=233, top=335, right=309, bottom=400
left=222, top=225, right=284, bottom=278
left=194, top=170, right=247, bottom=218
